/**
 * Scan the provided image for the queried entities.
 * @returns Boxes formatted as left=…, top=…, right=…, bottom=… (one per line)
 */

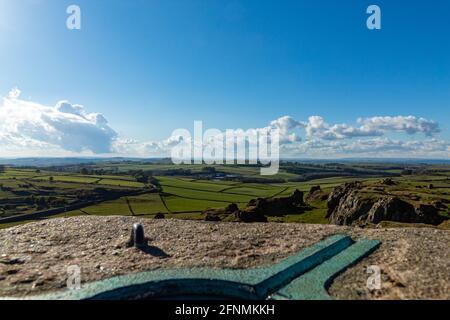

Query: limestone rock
left=245, top=189, right=305, bottom=216
left=234, top=210, right=268, bottom=223
left=366, top=197, right=416, bottom=224
left=327, top=182, right=445, bottom=226
left=306, top=185, right=328, bottom=202
left=204, top=213, right=221, bottom=222
left=328, top=190, right=374, bottom=225
left=326, top=182, right=362, bottom=218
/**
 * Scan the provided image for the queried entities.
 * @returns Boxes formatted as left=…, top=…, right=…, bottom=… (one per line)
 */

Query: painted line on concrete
left=1, top=235, right=380, bottom=300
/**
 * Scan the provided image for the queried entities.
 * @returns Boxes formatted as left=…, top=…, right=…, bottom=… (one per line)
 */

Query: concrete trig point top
left=5, top=234, right=380, bottom=300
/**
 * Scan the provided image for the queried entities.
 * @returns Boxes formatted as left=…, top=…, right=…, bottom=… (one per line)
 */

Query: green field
left=1, top=161, right=449, bottom=229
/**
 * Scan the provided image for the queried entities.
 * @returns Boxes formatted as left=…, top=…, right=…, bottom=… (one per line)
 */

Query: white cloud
left=0, top=88, right=117, bottom=156
left=280, top=137, right=450, bottom=159
left=112, top=135, right=187, bottom=157
left=0, top=89, right=447, bottom=159
left=304, top=115, right=380, bottom=140
left=357, top=116, right=440, bottom=136
left=267, top=116, right=304, bottom=143
left=303, top=115, right=439, bottom=140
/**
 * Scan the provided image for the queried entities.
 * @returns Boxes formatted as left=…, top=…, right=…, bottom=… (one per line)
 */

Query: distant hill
left=0, top=157, right=448, bottom=167
left=0, top=157, right=168, bottom=167
left=283, top=158, right=450, bottom=165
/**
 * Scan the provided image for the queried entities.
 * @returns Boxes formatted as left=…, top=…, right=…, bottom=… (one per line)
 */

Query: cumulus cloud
left=0, top=88, right=447, bottom=159
left=303, top=115, right=439, bottom=140
left=267, top=116, right=304, bottom=143
left=357, top=116, right=440, bottom=136
left=0, top=88, right=117, bottom=156
left=304, top=115, right=381, bottom=140
left=112, top=135, right=188, bottom=157
left=279, top=137, right=450, bottom=159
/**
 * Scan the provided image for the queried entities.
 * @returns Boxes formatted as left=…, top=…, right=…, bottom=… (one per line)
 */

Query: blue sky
left=0, top=0, right=449, bottom=158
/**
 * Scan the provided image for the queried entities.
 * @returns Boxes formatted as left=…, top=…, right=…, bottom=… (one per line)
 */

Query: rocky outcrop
left=326, top=182, right=362, bottom=218
left=234, top=210, right=268, bottom=223
left=201, top=190, right=305, bottom=223
left=380, top=178, right=396, bottom=186
left=327, top=182, right=445, bottom=226
left=365, top=197, right=442, bottom=224
left=204, top=213, right=221, bottom=222
left=233, top=190, right=305, bottom=222
left=309, top=185, right=321, bottom=194
left=244, top=189, right=305, bottom=216
left=328, top=190, right=374, bottom=225
left=414, top=204, right=443, bottom=224
left=225, top=203, right=239, bottom=213
left=305, top=185, right=328, bottom=202
left=433, top=201, right=448, bottom=210
left=202, top=203, right=239, bottom=221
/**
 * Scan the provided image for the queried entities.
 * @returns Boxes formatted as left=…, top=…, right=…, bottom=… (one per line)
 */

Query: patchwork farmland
left=0, top=161, right=449, bottom=229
